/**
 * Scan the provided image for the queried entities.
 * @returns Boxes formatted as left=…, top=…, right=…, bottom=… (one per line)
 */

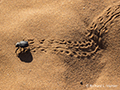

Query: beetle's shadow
left=17, top=49, right=33, bottom=63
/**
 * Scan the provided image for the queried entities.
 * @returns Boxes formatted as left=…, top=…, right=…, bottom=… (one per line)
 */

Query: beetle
left=15, top=41, right=29, bottom=53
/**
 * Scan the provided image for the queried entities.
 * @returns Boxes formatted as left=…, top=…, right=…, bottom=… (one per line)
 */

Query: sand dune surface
left=0, top=0, right=120, bottom=90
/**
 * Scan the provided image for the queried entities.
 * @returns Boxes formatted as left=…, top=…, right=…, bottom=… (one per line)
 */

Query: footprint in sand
left=23, top=2, right=120, bottom=60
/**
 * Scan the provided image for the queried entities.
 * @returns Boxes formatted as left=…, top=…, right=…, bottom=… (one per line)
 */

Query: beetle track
left=24, top=2, right=120, bottom=58
left=26, top=38, right=99, bottom=59
left=86, top=3, right=120, bottom=48
left=27, top=39, right=47, bottom=52
left=51, top=39, right=99, bottom=58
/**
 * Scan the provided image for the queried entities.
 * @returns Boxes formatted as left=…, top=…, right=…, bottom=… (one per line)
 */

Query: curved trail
left=20, top=2, right=120, bottom=60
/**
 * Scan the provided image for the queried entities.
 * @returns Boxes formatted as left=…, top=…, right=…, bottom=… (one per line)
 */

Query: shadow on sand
left=17, top=49, right=33, bottom=63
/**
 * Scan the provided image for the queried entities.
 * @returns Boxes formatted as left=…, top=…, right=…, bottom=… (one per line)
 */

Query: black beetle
left=15, top=41, right=29, bottom=53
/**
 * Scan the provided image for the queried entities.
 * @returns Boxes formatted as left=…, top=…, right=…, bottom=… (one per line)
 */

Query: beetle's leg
left=15, top=47, right=20, bottom=56
left=15, top=47, right=19, bottom=53
left=25, top=47, right=29, bottom=52
left=23, top=47, right=26, bottom=52
left=19, top=47, right=22, bottom=52
left=21, top=47, right=24, bottom=53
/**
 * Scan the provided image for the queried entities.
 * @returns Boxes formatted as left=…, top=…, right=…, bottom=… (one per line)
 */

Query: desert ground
left=0, top=0, right=120, bottom=90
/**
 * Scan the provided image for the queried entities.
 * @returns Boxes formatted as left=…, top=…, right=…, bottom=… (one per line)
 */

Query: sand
left=0, top=0, right=120, bottom=90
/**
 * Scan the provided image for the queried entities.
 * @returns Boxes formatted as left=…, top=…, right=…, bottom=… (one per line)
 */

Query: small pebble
left=83, top=7, right=85, bottom=10
left=80, top=81, right=83, bottom=85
